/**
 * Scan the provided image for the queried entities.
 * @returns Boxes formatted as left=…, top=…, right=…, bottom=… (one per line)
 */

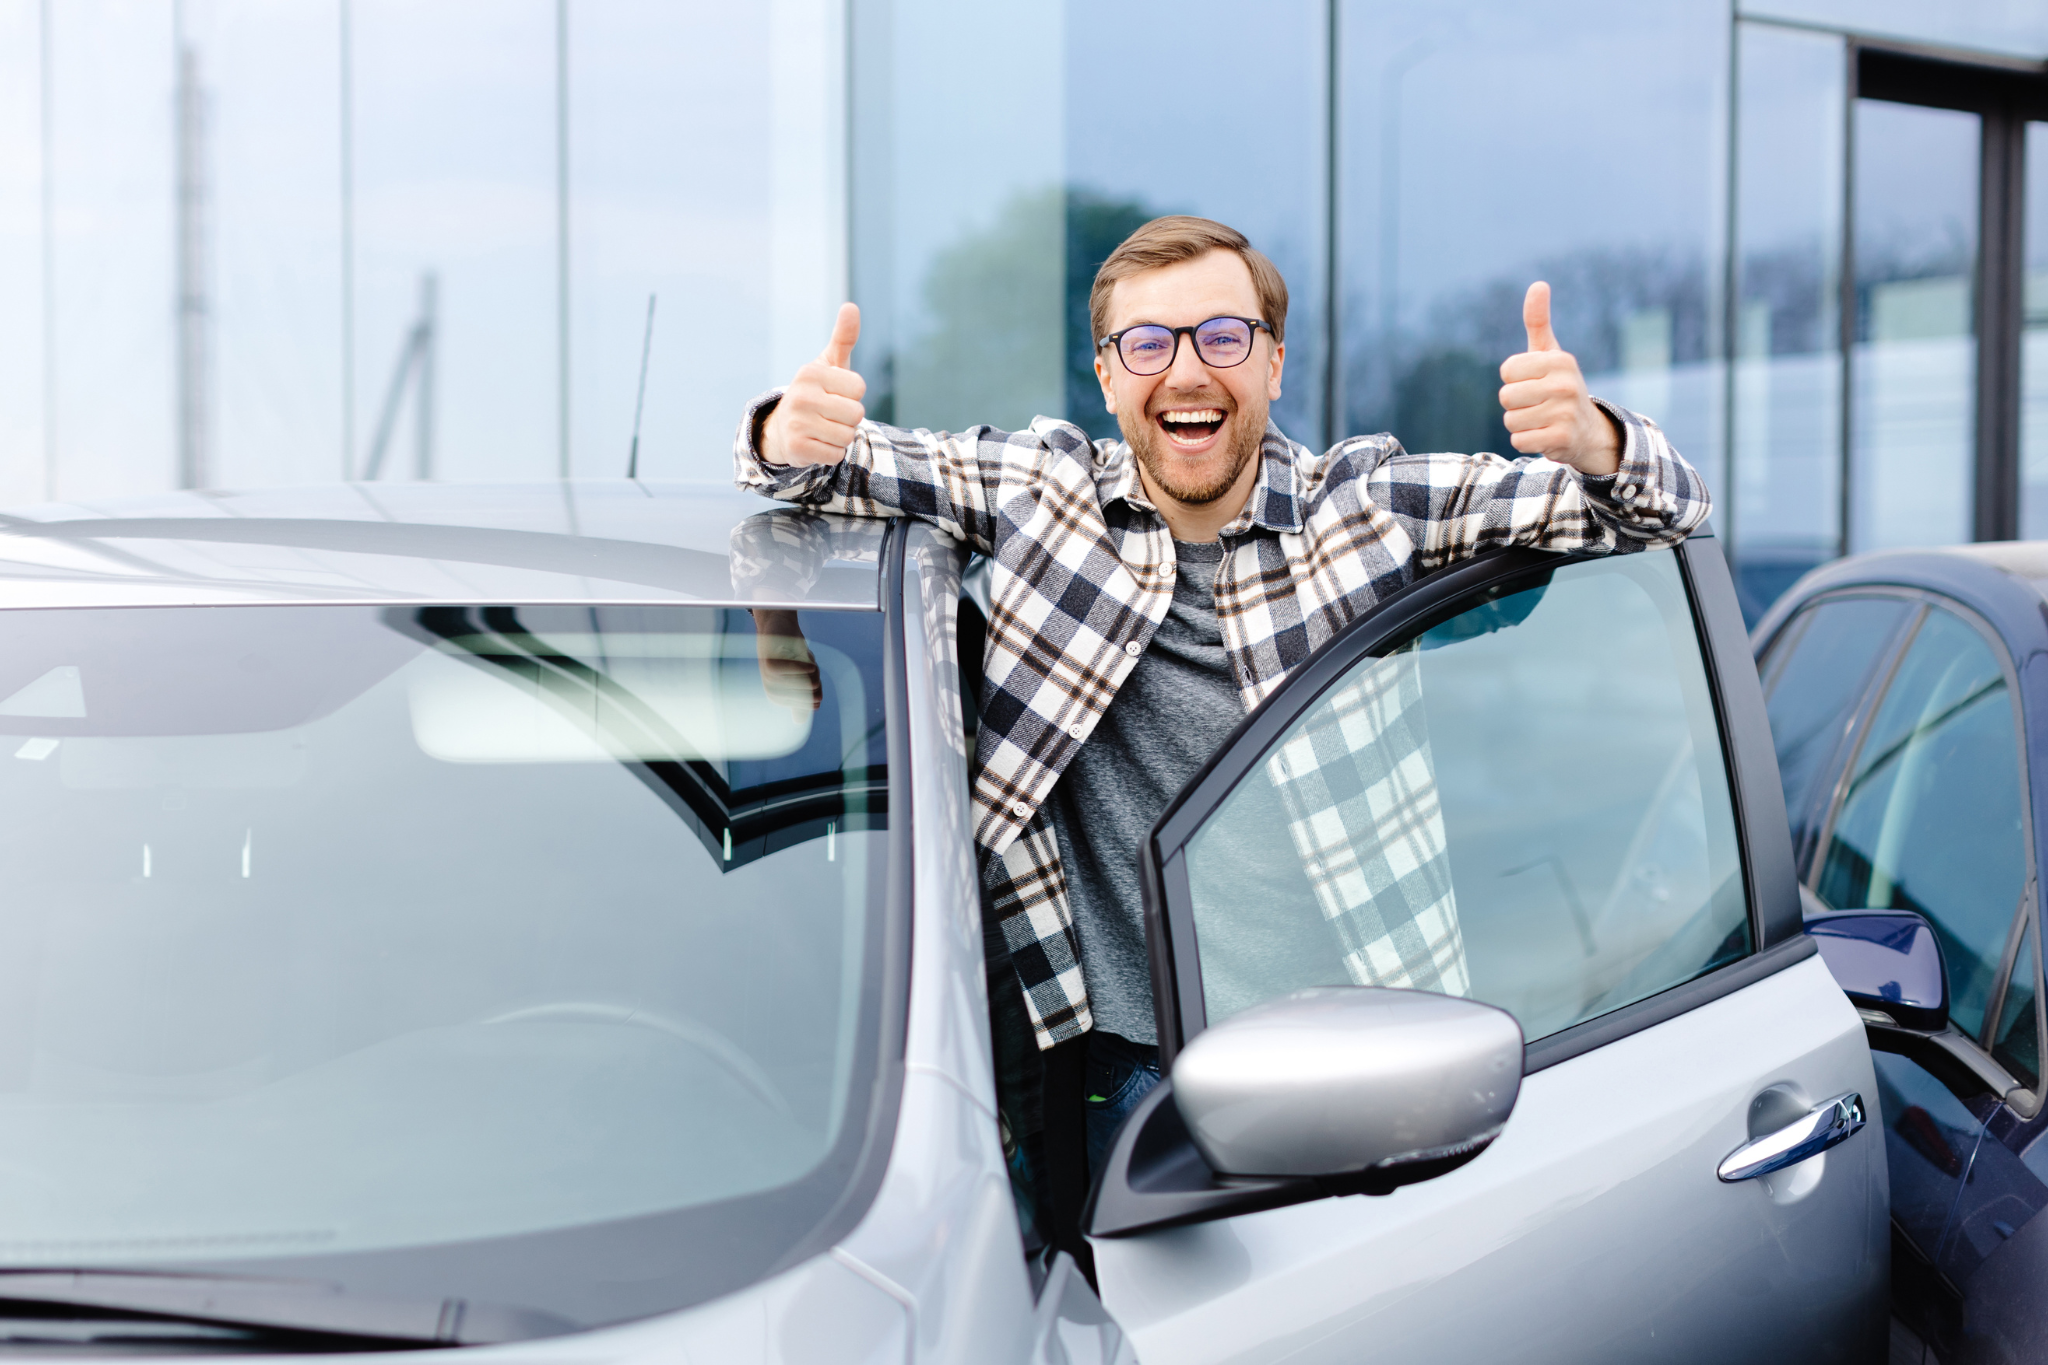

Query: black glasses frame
left=1097, top=316, right=1274, bottom=375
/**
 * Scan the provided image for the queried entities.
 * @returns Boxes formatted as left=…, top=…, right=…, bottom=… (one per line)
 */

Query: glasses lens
left=1118, top=326, right=1177, bottom=375
left=1194, top=318, right=1253, bottom=368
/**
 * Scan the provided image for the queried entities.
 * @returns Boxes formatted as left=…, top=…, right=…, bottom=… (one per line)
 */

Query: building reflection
left=5, top=1, right=2048, bottom=621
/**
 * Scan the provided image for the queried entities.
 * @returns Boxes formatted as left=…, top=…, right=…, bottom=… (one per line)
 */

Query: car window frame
left=1986, top=884, right=2043, bottom=1108
left=1804, top=589, right=2042, bottom=1114
left=1137, top=534, right=1812, bottom=1075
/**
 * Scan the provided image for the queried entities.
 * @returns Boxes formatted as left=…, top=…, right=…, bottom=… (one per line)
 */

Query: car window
left=1180, top=550, right=1747, bottom=1044
left=0, top=603, right=892, bottom=1328
left=1816, top=604, right=2028, bottom=1041
left=1757, top=595, right=1914, bottom=853
left=1995, top=916, right=2041, bottom=1091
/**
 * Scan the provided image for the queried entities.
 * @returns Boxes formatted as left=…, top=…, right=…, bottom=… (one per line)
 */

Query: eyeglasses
left=1098, top=316, right=1273, bottom=376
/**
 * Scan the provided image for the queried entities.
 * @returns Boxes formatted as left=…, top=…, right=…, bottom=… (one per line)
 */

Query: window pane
left=1065, top=0, right=1327, bottom=446
left=2021, top=122, right=2048, bottom=538
left=1732, top=22, right=1844, bottom=622
left=567, top=4, right=777, bottom=479
left=1737, top=0, right=2048, bottom=64
left=1995, top=918, right=2040, bottom=1090
left=1757, top=595, right=1912, bottom=854
left=849, top=0, right=1329, bottom=446
left=1850, top=100, right=1979, bottom=552
left=1340, top=3, right=1724, bottom=496
left=1183, top=550, right=1747, bottom=1043
left=848, top=2, right=1066, bottom=435
left=21, top=4, right=788, bottom=500
left=351, top=1, right=558, bottom=482
left=1817, top=606, right=2025, bottom=1039
left=40, top=0, right=179, bottom=500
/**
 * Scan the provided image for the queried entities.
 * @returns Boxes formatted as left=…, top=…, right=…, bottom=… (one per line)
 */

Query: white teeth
left=1159, top=409, right=1224, bottom=423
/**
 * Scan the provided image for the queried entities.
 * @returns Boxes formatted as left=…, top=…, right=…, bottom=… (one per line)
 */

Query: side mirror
left=1087, top=987, right=1523, bottom=1238
left=1174, top=986, right=1524, bottom=1186
left=1807, top=909, right=1947, bottom=1032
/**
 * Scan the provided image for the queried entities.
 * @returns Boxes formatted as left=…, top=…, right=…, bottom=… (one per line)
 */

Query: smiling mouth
left=1157, top=408, right=1226, bottom=447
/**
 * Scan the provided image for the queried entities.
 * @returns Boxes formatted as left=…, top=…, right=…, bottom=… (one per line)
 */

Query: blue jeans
left=1084, top=1030, right=1162, bottom=1179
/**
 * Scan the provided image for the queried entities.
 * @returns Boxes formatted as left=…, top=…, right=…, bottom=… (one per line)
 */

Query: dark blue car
left=1753, top=545, right=2048, bottom=1364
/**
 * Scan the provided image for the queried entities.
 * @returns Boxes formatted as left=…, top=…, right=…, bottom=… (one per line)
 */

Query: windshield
left=0, top=603, right=893, bottom=1332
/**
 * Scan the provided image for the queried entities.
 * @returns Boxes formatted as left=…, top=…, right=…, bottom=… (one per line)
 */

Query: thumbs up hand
left=1498, top=282, right=1621, bottom=477
left=762, top=303, right=868, bottom=466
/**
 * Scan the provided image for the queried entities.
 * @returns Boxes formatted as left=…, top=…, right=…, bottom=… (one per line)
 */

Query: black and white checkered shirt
left=734, top=393, right=1711, bottom=1050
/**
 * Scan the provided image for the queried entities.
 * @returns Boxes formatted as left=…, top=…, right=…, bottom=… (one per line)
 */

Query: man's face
left=1094, top=249, right=1285, bottom=508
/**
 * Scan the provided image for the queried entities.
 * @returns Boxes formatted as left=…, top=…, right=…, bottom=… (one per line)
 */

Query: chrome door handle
left=1718, top=1092, right=1866, bottom=1183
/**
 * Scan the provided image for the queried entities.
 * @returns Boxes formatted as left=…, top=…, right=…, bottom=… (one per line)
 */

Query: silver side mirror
left=1172, top=986, right=1524, bottom=1183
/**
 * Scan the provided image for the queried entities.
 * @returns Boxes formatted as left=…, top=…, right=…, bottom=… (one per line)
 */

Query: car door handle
left=1717, top=1092, right=1866, bottom=1183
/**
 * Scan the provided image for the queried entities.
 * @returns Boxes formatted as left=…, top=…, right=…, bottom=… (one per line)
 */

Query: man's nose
left=1164, top=332, right=1212, bottom=387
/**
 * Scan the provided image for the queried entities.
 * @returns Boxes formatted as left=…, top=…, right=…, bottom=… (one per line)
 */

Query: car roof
left=0, top=481, right=888, bottom=611
left=1754, top=540, right=2048, bottom=663
left=1916, top=541, right=2048, bottom=585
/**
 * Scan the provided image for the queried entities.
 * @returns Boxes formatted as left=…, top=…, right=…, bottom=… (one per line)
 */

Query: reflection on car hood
left=0, top=482, right=890, bottom=611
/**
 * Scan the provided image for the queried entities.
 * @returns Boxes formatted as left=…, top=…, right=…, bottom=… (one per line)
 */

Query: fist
left=1498, top=282, right=1621, bottom=477
left=763, top=302, right=867, bottom=466
left=751, top=609, right=822, bottom=718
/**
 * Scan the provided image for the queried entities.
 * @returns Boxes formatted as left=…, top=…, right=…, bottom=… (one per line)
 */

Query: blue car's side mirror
left=1806, top=910, right=1948, bottom=1032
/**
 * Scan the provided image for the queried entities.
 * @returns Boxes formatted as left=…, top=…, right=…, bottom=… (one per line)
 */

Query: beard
left=1119, top=397, right=1266, bottom=507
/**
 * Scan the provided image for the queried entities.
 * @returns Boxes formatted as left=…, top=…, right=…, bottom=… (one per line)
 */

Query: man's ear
left=1095, top=351, right=1118, bottom=414
left=1266, top=340, right=1285, bottom=403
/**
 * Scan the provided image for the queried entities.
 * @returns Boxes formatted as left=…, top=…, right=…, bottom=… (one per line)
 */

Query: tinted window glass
left=1182, top=550, right=1746, bottom=1043
left=1996, top=918, right=2040, bottom=1091
left=1758, top=595, right=1912, bottom=850
left=1817, top=606, right=2026, bottom=1039
left=0, top=604, right=889, bottom=1329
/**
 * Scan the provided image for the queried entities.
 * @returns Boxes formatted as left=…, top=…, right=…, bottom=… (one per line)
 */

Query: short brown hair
left=1088, top=216, right=1290, bottom=352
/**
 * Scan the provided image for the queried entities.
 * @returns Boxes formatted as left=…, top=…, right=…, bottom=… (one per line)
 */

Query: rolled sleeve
left=1361, top=398, right=1712, bottom=571
left=733, top=388, right=842, bottom=503
left=1580, top=397, right=1712, bottom=544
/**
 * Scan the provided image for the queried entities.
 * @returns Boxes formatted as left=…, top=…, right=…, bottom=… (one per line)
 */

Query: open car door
left=1085, top=537, right=1888, bottom=1365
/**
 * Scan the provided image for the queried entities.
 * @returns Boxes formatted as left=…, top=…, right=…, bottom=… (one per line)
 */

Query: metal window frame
left=1983, top=878, right=2042, bottom=1113
left=1725, top=20, right=2048, bottom=572
left=1850, top=44, right=2048, bottom=545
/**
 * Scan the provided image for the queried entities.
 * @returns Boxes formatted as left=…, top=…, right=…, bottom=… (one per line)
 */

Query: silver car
left=0, top=484, right=1882, bottom=1362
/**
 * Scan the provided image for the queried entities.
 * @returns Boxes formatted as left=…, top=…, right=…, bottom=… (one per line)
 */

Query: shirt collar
left=1102, top=420, right=1306, bottom=536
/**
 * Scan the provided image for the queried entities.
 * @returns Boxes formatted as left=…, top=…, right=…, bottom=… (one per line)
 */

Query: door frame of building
left=1851, top=43, right=2048, bottom=543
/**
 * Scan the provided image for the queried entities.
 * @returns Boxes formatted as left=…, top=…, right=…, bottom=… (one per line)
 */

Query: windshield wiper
left=0, top=1309, right=381, bottom=1354
left=0, top=1271, right=573, bottom=1351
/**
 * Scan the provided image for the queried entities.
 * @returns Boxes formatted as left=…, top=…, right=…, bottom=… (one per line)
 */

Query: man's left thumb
left=1523, top=282, right=1559, bottom=353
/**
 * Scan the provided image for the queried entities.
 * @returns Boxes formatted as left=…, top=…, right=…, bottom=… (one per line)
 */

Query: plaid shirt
left=734, top=393, right=1711, bottom=1049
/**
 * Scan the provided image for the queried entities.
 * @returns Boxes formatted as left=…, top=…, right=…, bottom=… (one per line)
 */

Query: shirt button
left=1068, top=723, right=1085, bottom=739
left=1011, top=801, right=1029, bottom=818
left=1125, top=640, right=1142, bottom=657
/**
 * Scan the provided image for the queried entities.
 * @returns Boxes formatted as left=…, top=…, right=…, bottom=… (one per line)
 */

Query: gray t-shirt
left=1047, top=539, right=1343, bottom=1044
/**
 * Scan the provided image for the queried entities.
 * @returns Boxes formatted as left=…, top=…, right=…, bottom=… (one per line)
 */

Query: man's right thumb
left=820, top=302, right=861, bottom=368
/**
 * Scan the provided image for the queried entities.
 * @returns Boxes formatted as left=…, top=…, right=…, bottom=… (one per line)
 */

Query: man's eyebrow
left=1114, top=313, right=1241, bottom=330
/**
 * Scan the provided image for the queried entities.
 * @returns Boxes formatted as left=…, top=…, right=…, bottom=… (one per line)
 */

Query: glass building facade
left=3, top=0, right=2046, bottom=619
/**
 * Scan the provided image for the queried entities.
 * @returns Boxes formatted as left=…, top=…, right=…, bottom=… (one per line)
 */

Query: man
left=736, top=216, right=1708, bottom=1183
